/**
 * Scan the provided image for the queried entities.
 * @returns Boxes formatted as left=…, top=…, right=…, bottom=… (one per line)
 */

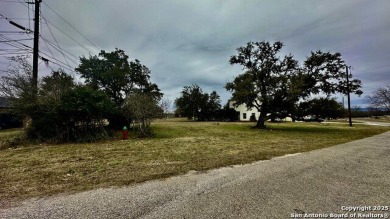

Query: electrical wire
left=42, top=1, right=101, bottom=52
left=0, top=31, right=29, bottom=34
left=41, top=18, right=94, bottom=54
left=40, top=37, right=78, bottom=64
left=0, top=17, right=31, bottom=20
left=0, top=38, right=32, bottom=43
left=39, top=55, right=75, bottom=73
left=0, top=34, right=32, bottom=50
left=40, top=11, right=73, bottom=70
left=15, top=0, right=33, bottom=12
left=0, top=17, right=32, bottom=20
left=2, top=1, right=105, bottom=75
left=0, top=13, right=33, bottom=33
left=2, top=2, right=77, bottom=73
left=0, top=0, right=20, bottom=3
left=0, top=48, right=29, bottom=51
left=40, top=37, right=57, bottom=65
left=0, top=52, right=31, bottom=56
left=38, top=49, right=76, bottom=73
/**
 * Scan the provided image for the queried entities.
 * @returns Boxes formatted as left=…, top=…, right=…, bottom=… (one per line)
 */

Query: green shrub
left=27, top=86, right=114, bottom=142
left=124, top=93, right=163, bottom=137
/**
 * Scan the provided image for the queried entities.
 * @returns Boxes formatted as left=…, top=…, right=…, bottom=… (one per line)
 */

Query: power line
left=0, top=48, right=30, bottom=51
left=0, top=38, right=32, bottom=43
left=39, top=55, right=75, bottom=73
left=42, top=1, right=101, bottom=52
left=39, top=11, right=73, bottom=71
left=40, top=36, right=57, bottom=65
left=0, top=42, right=31, bottom=54
left=42, top=18, right=94, bottom=54
left=0, top=0, right=20, bottom=3
left=1, top=3, right=78, bottom=71
left=38, top=49, right=76, bottom=73
left=0, top=31, right=29, bottom=34
left=40, top=38, right=79, bottom=66
left=0, top=52, right=31, bottom=56
left=0, top=10, right=33, bottom=65
left=15, top=0, right=33, bottom=11
left=40, top=37, right=78, bottom=64
left=0, top=13, right=33, bottom=33
left=0, top=34, right=33, bottom=50
left=1, top=1, right=93, bottom=76
left=41, top=37, right=78, bottom=60
left=0, top=41, right=29, bottom=50
left=0, top=17, right=32, bottom=20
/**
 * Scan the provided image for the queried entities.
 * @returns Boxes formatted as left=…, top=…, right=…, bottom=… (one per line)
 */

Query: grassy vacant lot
left=0, top=119, right=389, bottom=206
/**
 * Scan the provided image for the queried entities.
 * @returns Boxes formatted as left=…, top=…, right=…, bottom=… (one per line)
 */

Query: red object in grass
left=122, top=126, right=128, bottom=140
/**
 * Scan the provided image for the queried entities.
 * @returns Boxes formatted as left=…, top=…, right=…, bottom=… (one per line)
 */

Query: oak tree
left=226, top=41, right=299, bottom=128
left=175, top=84, right=221, bottom=121
left=76, top=48, right=163, bottom=128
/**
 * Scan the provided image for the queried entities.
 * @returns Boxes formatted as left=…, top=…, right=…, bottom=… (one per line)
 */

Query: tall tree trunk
left=256, top=116, right=266, bottom=129
left=256, top=85, right=268, bottom=129
left=256, top=105, right=267, bottom=129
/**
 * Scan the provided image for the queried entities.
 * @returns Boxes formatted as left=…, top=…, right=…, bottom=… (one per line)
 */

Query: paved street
left=353, top=120, right=390, bottom=127
left=1, top=132, right=389, bottom=219
left=323, top=119, right=390, bottom=127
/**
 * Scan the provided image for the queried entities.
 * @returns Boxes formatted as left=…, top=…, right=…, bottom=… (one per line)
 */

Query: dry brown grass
left=0, top=119, right=389, bottom=207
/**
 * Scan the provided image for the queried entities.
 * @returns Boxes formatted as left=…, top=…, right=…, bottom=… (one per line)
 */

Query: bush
left=297, top=97, right=344, bottom=119
left=124, top=93, right=163, bottom=137
left=27, top=86, right=114, bottom=142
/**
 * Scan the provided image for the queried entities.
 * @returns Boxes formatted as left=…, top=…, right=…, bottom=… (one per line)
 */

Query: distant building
left=229, top=100, right=293, bottom=122
left=229, top=101, right=260, bottom=121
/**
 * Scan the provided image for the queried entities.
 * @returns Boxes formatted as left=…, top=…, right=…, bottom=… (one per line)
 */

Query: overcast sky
left=1, top=0, right=389, bottom=108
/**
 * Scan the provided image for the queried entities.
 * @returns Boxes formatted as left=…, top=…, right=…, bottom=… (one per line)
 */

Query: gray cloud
left=1, top=0, right=389, bottom=107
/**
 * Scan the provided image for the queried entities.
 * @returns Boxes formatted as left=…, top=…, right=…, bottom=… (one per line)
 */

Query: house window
left=243, top=113, right=247, bottom=119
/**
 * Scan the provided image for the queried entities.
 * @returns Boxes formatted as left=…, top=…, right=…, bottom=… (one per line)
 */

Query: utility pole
left=346, top=66, right=352, bottom=127
left=32, top=0, right=42, bottom=98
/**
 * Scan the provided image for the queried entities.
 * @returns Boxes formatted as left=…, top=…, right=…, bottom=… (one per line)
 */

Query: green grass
left=0, top=119, right=389, bottom=207
left=0, top=129, right=22, bottom=141
left=0, top=129, right=23, bottom=149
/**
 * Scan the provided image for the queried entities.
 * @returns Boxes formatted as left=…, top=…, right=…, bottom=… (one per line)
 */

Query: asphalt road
left=1, top=132, right=389, bottom=219
left=323, top=120, right=390, bottom=127
left=353, top=120, right=390, bottom=127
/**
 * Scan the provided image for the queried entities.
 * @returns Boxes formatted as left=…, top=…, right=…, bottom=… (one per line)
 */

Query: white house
left=229, top=101, right=260, bottom=121
left=229, top=101, right=293, bottom=122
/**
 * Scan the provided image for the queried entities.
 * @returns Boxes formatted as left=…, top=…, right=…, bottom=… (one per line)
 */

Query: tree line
left=1, top=41, right=389, bottom=142
left=175, top=41, right=388, bottom=125
left=226, top=41, right=364, bottom=128
left=174, top=41, right=364, bottom=126
left=173, top=84, right=346, bottom=123
left=0, top=49, right=163, bottom=142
